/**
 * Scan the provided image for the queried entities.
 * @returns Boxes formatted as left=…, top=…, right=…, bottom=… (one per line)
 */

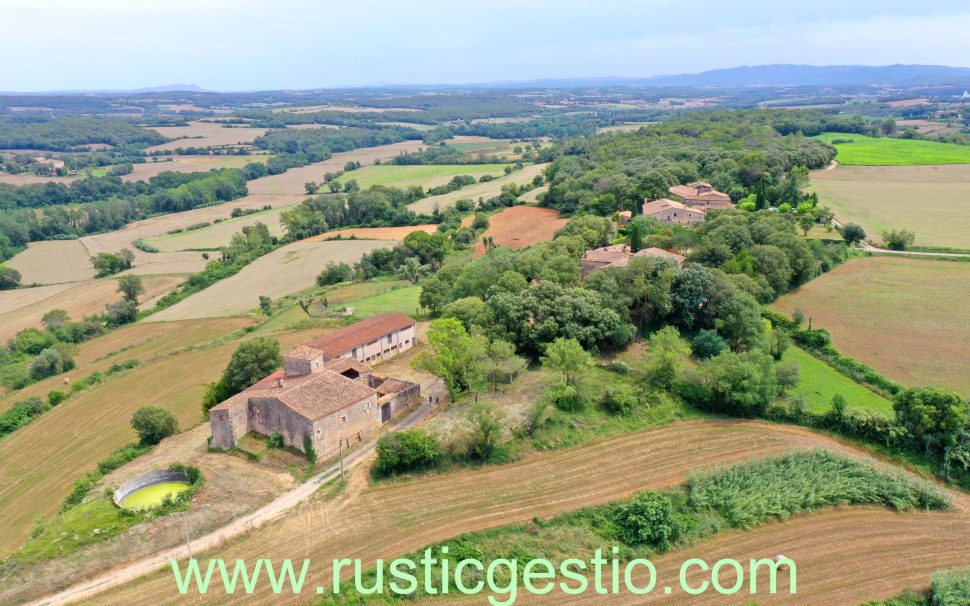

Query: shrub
left=605, top=360, right=630, bottom=375
left=47, top=390, right=67, bottom=407
left=303, top=435, right=317, bottom=464
left=612, top=491, right=688, bottom=550
left=930, top=567, right=970, bottom=606
left=550, top=384, right=585, bottom=412
left=375, top=429, right=442, bottom=476
left=30, top=347, right=67, bottom=379
left=317, top=262, right=353, bottom=286
left=601, top=386, right=638, bottom=416
left=268, top=431, right=284, bottom=449
left=130, top=406, right=179, bottom=445
left=691, top=329, right=727, bottom=359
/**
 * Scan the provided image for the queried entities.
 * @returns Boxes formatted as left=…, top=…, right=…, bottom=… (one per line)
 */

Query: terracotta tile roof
left=618, top=210, right=633, bottom=218
left=669, top=182, right=731, bottom=202
left=375, top=377, right=410, bottom=396
left=326, top=358, right=373, bottom=375
left=306, top=312, right=415, bottom=357
left=642, top=198, right=699, bottom=216
left=634, top=247, right=687, bottom=266
left=246, top=372, right=377, bottom=421
left=582, top=244, right=633, bottom=265
left=285, top=345, right=324, bottom=361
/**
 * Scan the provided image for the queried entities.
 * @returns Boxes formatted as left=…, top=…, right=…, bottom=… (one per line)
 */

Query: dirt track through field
left=68, top=420, right=970, bottom=606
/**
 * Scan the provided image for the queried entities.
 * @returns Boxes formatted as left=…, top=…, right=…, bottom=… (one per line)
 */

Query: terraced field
left=148, top=239, right=392, bottom=320
left=0, top=274, right=183, bottom=341
left=83, top=420, right=970, bottom=606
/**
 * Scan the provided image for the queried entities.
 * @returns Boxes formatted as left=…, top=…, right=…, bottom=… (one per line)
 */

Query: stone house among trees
left=209, top=314, right=421, bottom=459
left=641, top=198, right=707, bottom=226
left=581, top=244, right=686, bottom=276
left=668, top=181, right=734, bottom=210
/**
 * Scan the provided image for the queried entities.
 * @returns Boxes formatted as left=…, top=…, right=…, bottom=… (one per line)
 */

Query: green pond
left=121, top=481, right=191, bottom=510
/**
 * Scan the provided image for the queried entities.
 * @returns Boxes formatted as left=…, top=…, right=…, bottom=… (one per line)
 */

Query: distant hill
left=0, top=84, right=210, bottom=96
left=638, top=64, right=970, bottom=87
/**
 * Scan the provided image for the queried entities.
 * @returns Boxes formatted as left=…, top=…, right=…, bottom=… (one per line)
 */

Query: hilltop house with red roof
left=209, top=314, right=420, bottom=458
left=667, top=181, right=733, bottom=210
left=641, top=198, right=707, bottom=226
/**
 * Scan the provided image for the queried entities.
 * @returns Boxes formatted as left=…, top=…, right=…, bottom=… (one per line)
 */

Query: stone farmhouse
left=668, top=181, right=733, bottom=210
left=617, top=210, right=633, bottom=225
left=641, top=198, right=707, bottom=227
left=209, top=314, right=421, bottom=459
left=581, top=244, right=686, bottom=276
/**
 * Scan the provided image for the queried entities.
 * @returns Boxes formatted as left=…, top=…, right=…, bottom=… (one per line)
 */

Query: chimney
left=277, top=377, right=286, bottom=388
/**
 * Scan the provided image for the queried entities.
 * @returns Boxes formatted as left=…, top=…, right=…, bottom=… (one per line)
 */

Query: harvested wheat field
left=141, top=206, right=292, bottom=252
left=335, top=163, right=509, bottom=189
left=123, top=155, right=266, bottom=182
left=307, top=224, right=437, bottom=242
left=0, top=316, right=268, bottom=557
left=473, top=205, right=568, bottom=255
left=149, top=239, right=392, bottom=320
left=0, top=173, right=76, bottom=186
left=811, top=164, right=970, bottom=249
left=86, top=419, right=970, bottom=606
left=245, top=141, right=427, bottom=195
left=518, top=183, right=548, bottom=203
left=0, top=274, right=182, bottom=342
left=773, top=256, right=970, bottom=396
left=6, top=240, right=95, bottom=284
left=409, top=163, right=549, bottom=213
left=143, top=121, right=268, bottom=153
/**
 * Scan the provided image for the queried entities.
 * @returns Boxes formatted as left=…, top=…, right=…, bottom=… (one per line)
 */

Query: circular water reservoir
left=113, top=469, right=193, bottom=510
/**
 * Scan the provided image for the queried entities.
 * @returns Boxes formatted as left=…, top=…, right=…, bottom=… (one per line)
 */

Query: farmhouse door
left=380, top=403, right=391, bottom=423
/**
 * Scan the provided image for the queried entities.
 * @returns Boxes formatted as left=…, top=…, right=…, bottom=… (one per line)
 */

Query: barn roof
left=306, top=312, right=415, bottom=357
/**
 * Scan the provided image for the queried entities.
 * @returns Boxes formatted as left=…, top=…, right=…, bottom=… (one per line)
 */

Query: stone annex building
left=581, top=244, right=686, bottom=276
left=209, top=313, right=420, bottom=458
left=640, top=181, right=732, bottom=226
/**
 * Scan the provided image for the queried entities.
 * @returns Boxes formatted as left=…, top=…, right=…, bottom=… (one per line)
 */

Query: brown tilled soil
left=85, top=420, right=970, bottom=606
left=473, top=205, right=568, bottom=255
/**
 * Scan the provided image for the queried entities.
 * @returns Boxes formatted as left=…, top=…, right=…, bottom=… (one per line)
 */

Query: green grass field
left=782, top=346, right=895, bottom=417
left=350, top=285, right=422, bottom=317
left=336, top=163, right=509, bottom=189
left=816, top=132, right=970, bottom=165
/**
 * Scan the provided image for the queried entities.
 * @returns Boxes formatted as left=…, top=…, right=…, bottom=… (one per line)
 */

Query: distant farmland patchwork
left=336, top=163, right=509, bottom=189
left=144, top=121, right=268, bottom=153
left=774, top=256, right=970, bottom=396
left=811, top=164, right=970, bottom=249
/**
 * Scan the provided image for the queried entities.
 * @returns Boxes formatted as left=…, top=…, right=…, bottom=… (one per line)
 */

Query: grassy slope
left=816, top=132, right=970, bottom=165
left=348, top=285, right=422, bottom=317
left=783, top=346, right=895, bottom=417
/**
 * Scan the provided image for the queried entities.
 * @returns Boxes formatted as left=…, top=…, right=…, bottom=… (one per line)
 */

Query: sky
left=3, top=0, right=970, bottom=91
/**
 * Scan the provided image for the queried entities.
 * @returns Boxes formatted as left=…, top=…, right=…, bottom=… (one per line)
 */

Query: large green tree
left=894, top=387, right=970, bottom=457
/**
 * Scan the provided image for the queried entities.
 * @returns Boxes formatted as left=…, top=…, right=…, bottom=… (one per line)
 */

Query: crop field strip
left=473, top=205, right=569, bottom=255
left=815, top=132, right=970, bottom=165
left=811, top=163, right=970, bottom=249
left=147, top=239, right=393, bottom=321
left=773, top=256, right=970, bottom=396
left=88, top=419, right=970, bottom=606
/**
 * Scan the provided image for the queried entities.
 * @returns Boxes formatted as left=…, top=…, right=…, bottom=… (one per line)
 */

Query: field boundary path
left=26, top=386, right=441, bottom=606
left=831, top=219, right=970, bottom=258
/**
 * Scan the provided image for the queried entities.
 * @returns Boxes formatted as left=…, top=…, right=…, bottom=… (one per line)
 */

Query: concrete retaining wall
left=112, top=468, right=192, bottom=508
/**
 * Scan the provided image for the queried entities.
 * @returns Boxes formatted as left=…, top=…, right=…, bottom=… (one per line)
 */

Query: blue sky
left=3, top=0, right=970, bottom=91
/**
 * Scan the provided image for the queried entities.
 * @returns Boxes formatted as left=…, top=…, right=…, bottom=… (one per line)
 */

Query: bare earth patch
left=473, top=205, right=568, bottom=255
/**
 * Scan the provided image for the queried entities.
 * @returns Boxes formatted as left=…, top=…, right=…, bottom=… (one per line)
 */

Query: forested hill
left=539, top=110, right=838, bottom=215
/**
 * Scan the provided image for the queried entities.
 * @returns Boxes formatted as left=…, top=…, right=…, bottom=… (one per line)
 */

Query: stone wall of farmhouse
left=209, top=396, right=249, bottom=449
left=656, top=208, right=704, bottom=226
left=310, top=393, right=379, bottom=459
left=285, top=356, right=324, bottom=377
left=248, top=396, right=314, bottom=451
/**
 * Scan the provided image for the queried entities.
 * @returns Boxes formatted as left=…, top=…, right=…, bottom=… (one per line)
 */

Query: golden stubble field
left=472, top=205, right=568, bottom=255
left=148, top=239, right=393, bottom=321
left=811, top=164, right=970, bottom=249
left=773, top=256, right=970, bottom=396
left=0, top=274, right=183, bottom=342
left=89, top=420, right=970, bottom=606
